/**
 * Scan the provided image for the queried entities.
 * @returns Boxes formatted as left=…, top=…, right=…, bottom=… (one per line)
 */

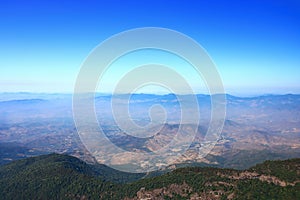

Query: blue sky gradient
left=0, top=0, right=299, bottom=95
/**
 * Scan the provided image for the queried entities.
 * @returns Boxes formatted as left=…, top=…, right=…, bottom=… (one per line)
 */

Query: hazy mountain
left=0, top=93, right=299, bottom=170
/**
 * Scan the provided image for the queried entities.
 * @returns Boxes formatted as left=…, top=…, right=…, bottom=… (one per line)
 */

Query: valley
left=0, top=94, right=299, bottom=170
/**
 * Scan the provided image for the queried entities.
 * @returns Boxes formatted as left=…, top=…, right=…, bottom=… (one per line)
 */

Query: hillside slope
left=0, top=153, right=299, bottom=199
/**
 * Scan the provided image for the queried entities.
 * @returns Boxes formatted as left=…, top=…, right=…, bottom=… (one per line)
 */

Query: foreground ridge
left=0, top=153, right=299, bottom=199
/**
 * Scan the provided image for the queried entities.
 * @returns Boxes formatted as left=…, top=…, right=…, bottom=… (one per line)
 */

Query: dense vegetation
left=0, top=153, right=299, bottom=199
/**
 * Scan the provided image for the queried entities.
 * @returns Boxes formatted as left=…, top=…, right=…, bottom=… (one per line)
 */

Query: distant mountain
left=0, top=98, right=46, bottom=104
left=0, top=153, right=299, bottom=199
left=1, top=94, right=300, bottom=171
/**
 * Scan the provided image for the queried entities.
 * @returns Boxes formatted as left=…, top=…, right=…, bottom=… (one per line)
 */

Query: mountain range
left=0, top=93, right=299, bottom=170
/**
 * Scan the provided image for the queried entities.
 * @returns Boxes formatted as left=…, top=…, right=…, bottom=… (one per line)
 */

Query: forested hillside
left=0, top=154, right=299, bottom=199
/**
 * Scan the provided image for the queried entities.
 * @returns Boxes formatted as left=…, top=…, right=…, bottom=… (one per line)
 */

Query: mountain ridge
left=0, top=153, right=299, bottom=199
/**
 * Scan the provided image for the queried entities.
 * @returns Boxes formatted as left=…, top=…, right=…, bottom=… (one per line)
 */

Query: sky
left=0, top=0, right=299, bottom=95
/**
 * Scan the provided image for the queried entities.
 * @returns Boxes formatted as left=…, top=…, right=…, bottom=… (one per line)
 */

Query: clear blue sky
left=0, top=0, right=299, bottom=95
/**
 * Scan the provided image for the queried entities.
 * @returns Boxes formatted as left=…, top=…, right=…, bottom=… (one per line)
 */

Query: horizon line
left=0, top=91, right=300, bottom=97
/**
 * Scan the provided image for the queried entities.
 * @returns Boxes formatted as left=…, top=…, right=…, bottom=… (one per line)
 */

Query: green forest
left=0, top=153, right=299, bottom=199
